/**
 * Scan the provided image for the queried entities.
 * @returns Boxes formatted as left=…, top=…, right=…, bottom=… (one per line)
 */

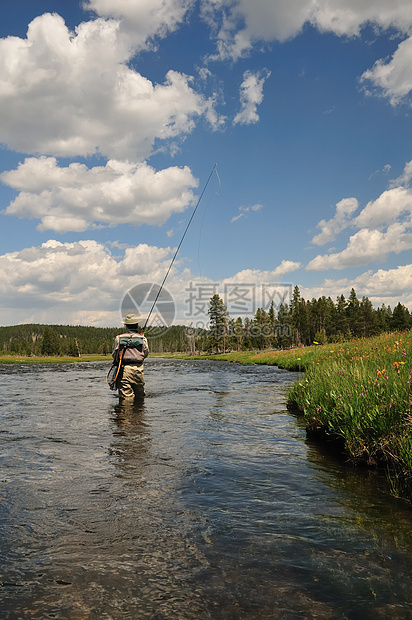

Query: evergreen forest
left=0, top=287, right=411, bottom=356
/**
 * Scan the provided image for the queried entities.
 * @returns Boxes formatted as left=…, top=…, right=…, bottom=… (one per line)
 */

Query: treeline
left=0, top=324, right=120, bottom=356
left=0, top=287, right=411, bottom=356
left=205, top=287, right=412, bottom=353
left=0, top=323, right=207, bottom=357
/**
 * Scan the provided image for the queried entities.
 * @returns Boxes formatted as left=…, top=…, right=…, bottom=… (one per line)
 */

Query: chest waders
left=106, top=334, right=145, bottom=390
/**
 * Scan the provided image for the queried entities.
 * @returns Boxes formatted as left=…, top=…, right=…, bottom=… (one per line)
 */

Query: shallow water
left=0, top=358, right=412, bottom=619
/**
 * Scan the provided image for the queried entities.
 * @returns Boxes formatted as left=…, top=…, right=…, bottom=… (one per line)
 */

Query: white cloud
left=227, top=260, right=301, bottom=282
left=312, top=197, right=358, bottom=245
left=309, top=176, right=412, bottom=270
left=231, top=203, right=263, bottom=223
left=0, top=240, right=301, bottom=325
left=0, top=13, right=213, bottom=160
left=361, top=35, right=412, bottom=106
left=312, top=0, right=412, bottom=37
left=1, top=237, right=411, bottom=326
left=390, top=160, right=412, bottom=187
left=0, top=240, right=176, bottom=325
left=202, top=0, right=412, bottom=60
left=233, top=70, right=270, bottom=125
left=368, top=163, right=391, bottom=180
left=306, top=223, right=412, bottom=271
left=84, top=0, right=194, bottom=49
left=300, top=264, right=412, bottom=309
left=1, top=157, right=198, bottom=232
left=353, top=186, right=412, bottom=229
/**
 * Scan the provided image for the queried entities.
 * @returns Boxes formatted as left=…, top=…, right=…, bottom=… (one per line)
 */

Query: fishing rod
left=143, top=163, right=218, bottom=332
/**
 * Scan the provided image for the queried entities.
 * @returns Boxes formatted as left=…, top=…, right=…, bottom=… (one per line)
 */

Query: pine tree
left=346, top=288, right=363, bottom=337
left=391, top=303, right=411, bottom=331
left=277, top=302, right=292, bottom=348
left=41, top=326, right=61, bottom=356
left=335, top=295, right=348, bottom=337
left=208, top=294, right=228, bottom=353
left=360, top=296, right=378, bottom=337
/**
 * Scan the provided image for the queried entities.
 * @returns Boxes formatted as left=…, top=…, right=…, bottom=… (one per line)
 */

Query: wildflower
left=394, top=362, right=399, bottom=370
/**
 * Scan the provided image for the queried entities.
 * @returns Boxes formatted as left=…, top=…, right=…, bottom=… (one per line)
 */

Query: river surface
left=0, top=358, right=412, bottom=619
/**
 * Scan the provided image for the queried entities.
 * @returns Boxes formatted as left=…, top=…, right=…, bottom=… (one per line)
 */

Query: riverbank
left=0, top=354, right=112, bottom=364
left=287, top=331, right=412, bottom=500
left=159, top=332, right=412, bottom=500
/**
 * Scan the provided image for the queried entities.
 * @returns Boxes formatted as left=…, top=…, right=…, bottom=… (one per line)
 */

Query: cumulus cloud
left=309, top=173, right=412, bottom=269
left=233, top=70, right=270, bottom=125
left=84, top=0, right=194, bottom=49
left=1, top=237, right=411, bottom=326
left=202, top=0, right=412, bottom=60
left=300, top=264, right=412, bottom=309
left=0, top=240, right=176, bottom=324
left=306, top=223, right=412, bottom=271
left=1, top=157, right=198, bottom=232
left=312, top=197, right=359, bottom=245
left=353, top=186, right=412, bottom=229
left=0, top=13, right=213, bottom=160
left=360, top=35, right=412, bottom=106
left=0, top=240, right=301, bottom=325
left=312, top=0, right=412, bottom=37
left=226, top=260, right=301, bottom=282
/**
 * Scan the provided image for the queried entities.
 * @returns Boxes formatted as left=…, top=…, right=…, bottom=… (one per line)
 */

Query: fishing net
left=106, top=349, right=125, bottom=390
left=106, top=362, right=119, bottom=390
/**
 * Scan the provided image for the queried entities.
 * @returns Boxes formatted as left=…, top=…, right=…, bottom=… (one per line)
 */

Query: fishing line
left=197, top=166, right=221, bottom=278
left=143, top=163, right=218, bottom=331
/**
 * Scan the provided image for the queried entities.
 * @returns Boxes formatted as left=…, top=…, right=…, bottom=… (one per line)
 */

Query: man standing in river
left=112, top=314, right=149, bottom=400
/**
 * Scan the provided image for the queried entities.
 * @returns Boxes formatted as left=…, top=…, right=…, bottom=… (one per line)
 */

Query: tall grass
left=180, top=332, right=412, bottom=499
left=288, top=331, right=412, bottom=499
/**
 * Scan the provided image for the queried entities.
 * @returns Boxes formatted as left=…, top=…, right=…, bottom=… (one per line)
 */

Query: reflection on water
left=0, top=359, right=412, bottom=619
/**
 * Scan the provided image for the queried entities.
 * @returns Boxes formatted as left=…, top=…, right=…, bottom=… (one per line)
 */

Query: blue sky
left=0, top=0, right=412, bottom=327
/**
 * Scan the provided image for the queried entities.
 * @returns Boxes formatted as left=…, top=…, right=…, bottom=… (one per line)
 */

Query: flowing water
left=0, top=358, right=412, bottom=619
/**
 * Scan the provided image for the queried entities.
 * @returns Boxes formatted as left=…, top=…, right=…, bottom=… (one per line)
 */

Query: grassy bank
left=287, top=331, right=412, bottom=498
left=152, top=350, right=307, bottom=370
left=0, top=354, right=112, bottom=364
left=160, top=334, right=412, bottom=499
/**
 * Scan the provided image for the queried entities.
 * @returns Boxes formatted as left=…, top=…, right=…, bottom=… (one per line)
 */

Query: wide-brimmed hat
left=123, top=313, right=140, bottom=325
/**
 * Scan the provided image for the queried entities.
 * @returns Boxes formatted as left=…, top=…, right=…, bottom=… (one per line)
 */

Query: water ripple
left=0, top=358, right=412, bottom=618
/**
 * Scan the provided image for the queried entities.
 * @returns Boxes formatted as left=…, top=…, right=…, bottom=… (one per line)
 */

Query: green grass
left=0, top=354, right=112, bottom=364
left=157, top=334, right=412, bottom=500
left=287, top=331, right=412, bottom=499
left=152, top=349, right=308, bottom=369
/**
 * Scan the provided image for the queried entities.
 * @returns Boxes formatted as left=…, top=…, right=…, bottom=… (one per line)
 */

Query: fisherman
left=112, top=314, right=149, bottom=400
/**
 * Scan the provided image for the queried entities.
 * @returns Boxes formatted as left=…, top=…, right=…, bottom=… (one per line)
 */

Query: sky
left=0, top=0, right=412, bottom=328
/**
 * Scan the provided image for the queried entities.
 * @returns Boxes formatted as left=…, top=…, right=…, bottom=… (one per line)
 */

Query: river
left=0, top=358, right=412, bottom=619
